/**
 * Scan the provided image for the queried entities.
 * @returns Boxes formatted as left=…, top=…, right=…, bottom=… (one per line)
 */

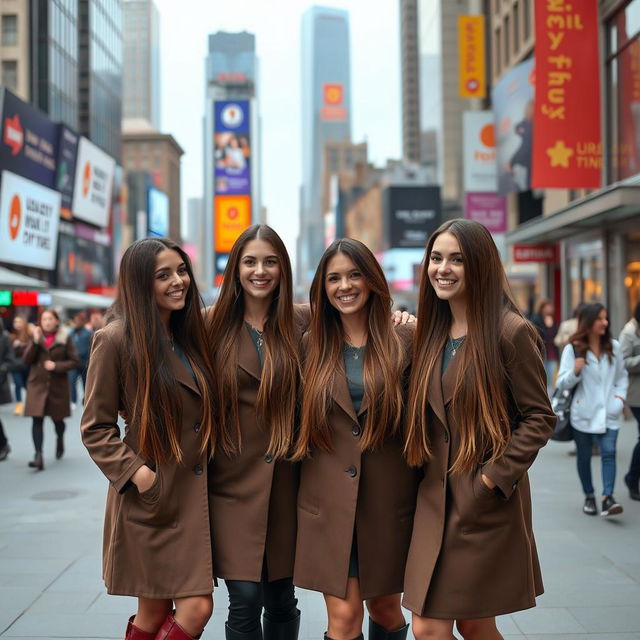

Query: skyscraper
left=298, top=6, right=351, bottom=287
left=203, top=31, right=261, bottom=288
left=122, top=0, right=160, bottom=130
left=400, top=0, right=421, bottom=163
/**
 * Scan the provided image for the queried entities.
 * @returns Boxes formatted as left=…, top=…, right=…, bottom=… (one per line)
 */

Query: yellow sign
left=214, top=195, right=251, bottom=253
left=458, top=15, right=486, bottom=98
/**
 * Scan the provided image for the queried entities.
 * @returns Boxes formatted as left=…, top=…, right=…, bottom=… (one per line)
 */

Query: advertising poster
left=386, top=186, right=442, bottom=249
left=72, top=136, right=116, bottom=227
left=56, top=125, right=79, bottom=216
left=458, top=15, right=486, bottom=98
left=321, top=83, right=348, bottom=121
left=464, top=192, right=507, bottom=233
left=463, top=111, right=497, bottom=192
left=214, top=100, right=251, bottom=196
left=147, top=187, right=169, bottom=237
left=0, top=88, right=59, bottom=188
left=215, top=195, right=251, bottom=253
left=0, top=170, right=61, bottom=270
left=492, top=58, right=535, bottom=195
left=532, top=0, right=602, bottom=189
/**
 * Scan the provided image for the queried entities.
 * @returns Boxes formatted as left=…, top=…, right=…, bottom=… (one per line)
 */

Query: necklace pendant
left=257, top=337, right=264, bottom=348
left=451, top=348, right=456, bottom=356
left=353, top=352, right=359, bottom=360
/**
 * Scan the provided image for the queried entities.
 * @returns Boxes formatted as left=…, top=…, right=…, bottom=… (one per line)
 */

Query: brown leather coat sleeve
left=80, top=326, right=146, bottom=493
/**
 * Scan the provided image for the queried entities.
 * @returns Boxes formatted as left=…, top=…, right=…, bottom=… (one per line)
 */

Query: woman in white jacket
left=556, top=303, right=628, bottom=517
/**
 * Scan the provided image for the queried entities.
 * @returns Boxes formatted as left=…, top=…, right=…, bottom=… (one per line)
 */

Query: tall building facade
left=78, top=0, right=123, bottom=160
left=400, top=0, right=421, bottom=163
left=298, top=5, right=352, bottom=287
left=122, top=0, right=160, bottom=129
left=203, top=31, right=261, bottom=288
left=0, top=0, right=31, bottom=100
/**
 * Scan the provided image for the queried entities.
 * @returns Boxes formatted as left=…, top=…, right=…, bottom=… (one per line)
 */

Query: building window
left=514, top=1, right=520, bottom=53
left=504, top=15, right=510, bottom=65
left=495, top=27, right=502, bottom=77
left=523, top=0, right=531, bottom=41
left=2, top=14, right=18, bottom=46
left=2, top=60, right=17, bottom=90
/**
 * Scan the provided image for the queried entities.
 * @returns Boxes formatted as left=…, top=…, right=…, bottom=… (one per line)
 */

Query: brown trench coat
left=293, top=323, right=420, bottom=600
left=402, top=312, right=556, bottom=619
left=80, top=321, right=214, bottom=599
left=24, top=327, right=79, bottom=420
left=208, top=304, right=310, bottom=583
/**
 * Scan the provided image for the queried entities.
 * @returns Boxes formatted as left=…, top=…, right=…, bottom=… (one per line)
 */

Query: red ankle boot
left=125, top=615, right=156, bottom=640
left=155, top=615, right=198, bottom=640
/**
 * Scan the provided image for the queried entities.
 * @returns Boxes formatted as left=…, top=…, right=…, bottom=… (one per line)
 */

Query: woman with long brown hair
left=402, top=219, right=555, bottom=640
left=81, top=238, right=218, bottom=640
left=206, top=224, right=307, bottom=640
left=9, top=315, right=32, bottom=415
left=292, top=238, right=418, bottom=640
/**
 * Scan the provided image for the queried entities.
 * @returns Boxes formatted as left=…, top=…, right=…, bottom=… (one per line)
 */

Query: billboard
left=464, top=192, right=507, bottom=233
left=386, top=186, right=442, bottom=249
left=458, top=15, right=486, bottom=98
left=56, top=125, right=79, bottom=216
left=148, top=187, right=169, bottom=237
left=0, top=88, right=59, bottom=188
left=532, top=0, right=602, bottom=189
left=214, top=100, right=251, bottom=195
left=463, top=111, right=497, bottom=192
left=215, top=195, right=251, bottom=253
left=0, top=170, right=61, bottom=270
left=72, top=136, right=116, bottom=227
left=492, top=58, right=535, bottom=195
left=321, top=83, right=348, bottom=121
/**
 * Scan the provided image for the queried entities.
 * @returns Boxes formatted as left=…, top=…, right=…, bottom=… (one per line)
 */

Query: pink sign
left=464, top=192, right=507, bottom=233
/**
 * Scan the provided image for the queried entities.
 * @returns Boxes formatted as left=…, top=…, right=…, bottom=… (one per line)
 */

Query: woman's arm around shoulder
left=481, top=313, right=556, bottom=499
left=80, top=322, right=146, bottom=494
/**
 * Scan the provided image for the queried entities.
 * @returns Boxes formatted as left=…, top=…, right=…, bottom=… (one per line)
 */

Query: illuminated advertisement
left=147, top=187, right=169, bottom=237
left=0, top=88, right=59, bottom=188
left=321, top=83, right=347, bottom=121
left=463, top=111, right=497, bottom=192
left=214, top=100, right=251, bottom=196
left=385, top=186, right=442, bottom=249
left=56, top=125, right=79, bottom=217
left=215, top=195, right=251, bottom=253
left=72, top=136, right=116, bottom=227
left=0, top=170, right=61, bottom=269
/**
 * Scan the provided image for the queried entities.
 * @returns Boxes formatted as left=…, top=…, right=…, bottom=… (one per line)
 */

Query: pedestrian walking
left=402, top=219, right=555, bottom=640
left=23, top=309, right=80, bottom=470
left=206, top=224, right=307, bottom=640
left=531, top=298, right=559, bottom=389
left=9, top=315, right=32, bottom=415
left=0, top=318, right=20, bottom=461
left=68, top=311, right=92, bottom=409
left=554, top=303, right=587, bottom=353
left=292, top=238, right=419, bottom=640
left=81, top=238, right=218, bottom=640
left=556, top=303, right=628, bottom=517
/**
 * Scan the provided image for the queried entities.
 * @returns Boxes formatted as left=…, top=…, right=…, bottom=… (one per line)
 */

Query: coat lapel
left=357, top=359, right=383, bottom=418
left=442, top=344, right=463, bottom=407
left=427, top=349, right=447, bottom=427
left=237, top=324, right=262, bottom=382
left=168, top=349, right=201, bottom=397
left=332, top=368, right=359, bottom=424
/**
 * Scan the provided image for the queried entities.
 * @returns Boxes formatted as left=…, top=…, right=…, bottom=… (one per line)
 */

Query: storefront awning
left=0, top=266, right=49, bottom=290
left=506, top=182, right=640, bottom=245
left=49, top=289, right=114, bottom=309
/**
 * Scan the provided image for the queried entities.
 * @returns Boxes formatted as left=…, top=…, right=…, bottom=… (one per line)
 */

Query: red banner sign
left=513, top=244, right=558, bottom=263
left=532, top=0, right=602, bottom=189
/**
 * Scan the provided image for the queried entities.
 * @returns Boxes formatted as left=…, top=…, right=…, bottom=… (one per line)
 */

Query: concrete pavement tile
left=0, top=558, right=73, bottom=577
left=0, top=574, right=54, bottom=590
left=26, top=590, right=102, bottom=614
left=527, top=636, right=640, bottom=640
left=537, top=582, right=640, bottom=607
left=495, top=615, right=521, bottom=635
left=569, top=606, right=640, bottom=633
left=46, top=569, right=105, bottom=592
left=3, top=612, right=128, bottom=637
left=510, top=607, right=586, bottom=635
left=86, top=592, right=137, bottom=614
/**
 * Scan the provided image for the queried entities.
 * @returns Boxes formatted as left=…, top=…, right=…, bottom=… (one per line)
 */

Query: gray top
left=245, top=323, right=264, bottom=367
left=442, top=336, right=465, bottom=375
left=343, top=344, right=365, bottom=413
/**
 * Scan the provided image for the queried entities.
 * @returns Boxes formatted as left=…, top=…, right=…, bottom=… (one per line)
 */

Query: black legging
left=0, top=418, right=7, bottom=449
left=225, top=571, right=298, bottom=633
left=31, top=417, right=65, bottom=453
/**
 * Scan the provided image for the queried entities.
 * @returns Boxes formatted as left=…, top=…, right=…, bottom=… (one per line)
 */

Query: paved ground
left=1, top=402, right=639, bottom=640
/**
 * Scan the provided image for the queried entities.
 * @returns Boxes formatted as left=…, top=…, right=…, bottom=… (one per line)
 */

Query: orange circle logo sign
left=480, top=124, right=496, bottom=148
left=82, top=162, right=92, bottom=197
left=227, top=206, right=239, bottom=220
left=8, top=194, right=21, bottom=241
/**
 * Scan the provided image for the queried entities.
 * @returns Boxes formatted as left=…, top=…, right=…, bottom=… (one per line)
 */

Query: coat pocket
left=126, top=468, right=178, bottom=528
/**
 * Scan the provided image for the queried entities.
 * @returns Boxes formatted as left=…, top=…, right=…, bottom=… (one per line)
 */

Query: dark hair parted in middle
left=404, top=218, right=536, bottom=471
left=207, top=224, right=301, bottom=459
left=111, top=237, right=218, bottom=464
left=293, top=238, right=405, bottom=459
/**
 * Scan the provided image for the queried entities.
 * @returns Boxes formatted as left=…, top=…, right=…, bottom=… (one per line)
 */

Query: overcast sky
left=154, top=0, right=403, bottom=265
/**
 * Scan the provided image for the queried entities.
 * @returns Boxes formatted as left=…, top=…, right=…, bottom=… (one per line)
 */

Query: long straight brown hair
left=111, top=237, right=218, bottom=464
left=404, top=219, right=530, bottom=472
left=569, top=302, right=613, bottom=363
left=292, top=238, right=404, bottom=459
left=207, top=224, right=300, bottom=459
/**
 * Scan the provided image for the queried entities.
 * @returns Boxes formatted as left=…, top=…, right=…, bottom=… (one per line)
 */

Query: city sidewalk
left=0, top=403, right=639, bottom=640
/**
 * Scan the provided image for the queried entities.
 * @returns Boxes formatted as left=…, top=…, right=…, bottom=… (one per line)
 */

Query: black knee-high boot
left=368, top=618, right=409, bottom=640
left=226, top=622, right=263, bottom=640
left=263, top=611, right=300, bottom=640
left=324, top=634, right=364, bottom=640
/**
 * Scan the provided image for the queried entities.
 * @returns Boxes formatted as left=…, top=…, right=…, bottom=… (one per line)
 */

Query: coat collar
left=426, top=341, right=464, bottom=427
left=237, top=322, right=262, bottom=382
left=40, top=326, right=70, bottom=349
left=331, top=367, right=359, bottom=423
left=168, top=347, right=201, bottom=397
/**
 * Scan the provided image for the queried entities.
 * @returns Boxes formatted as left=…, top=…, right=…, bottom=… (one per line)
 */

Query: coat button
left=264, top=454, right=273, bottom=463
left=444, top=432, right=449, bottom=443
left=351, top=425, right=361, bottom=437
left=193, top=423, right=201, bottom=433
left=193, top=464, right=203, bottom=475
left=346, top=466, right=357, bottom=478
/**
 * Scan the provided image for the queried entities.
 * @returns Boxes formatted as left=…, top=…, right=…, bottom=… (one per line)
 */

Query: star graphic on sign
left=546, top=140, right=574, bottom=167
